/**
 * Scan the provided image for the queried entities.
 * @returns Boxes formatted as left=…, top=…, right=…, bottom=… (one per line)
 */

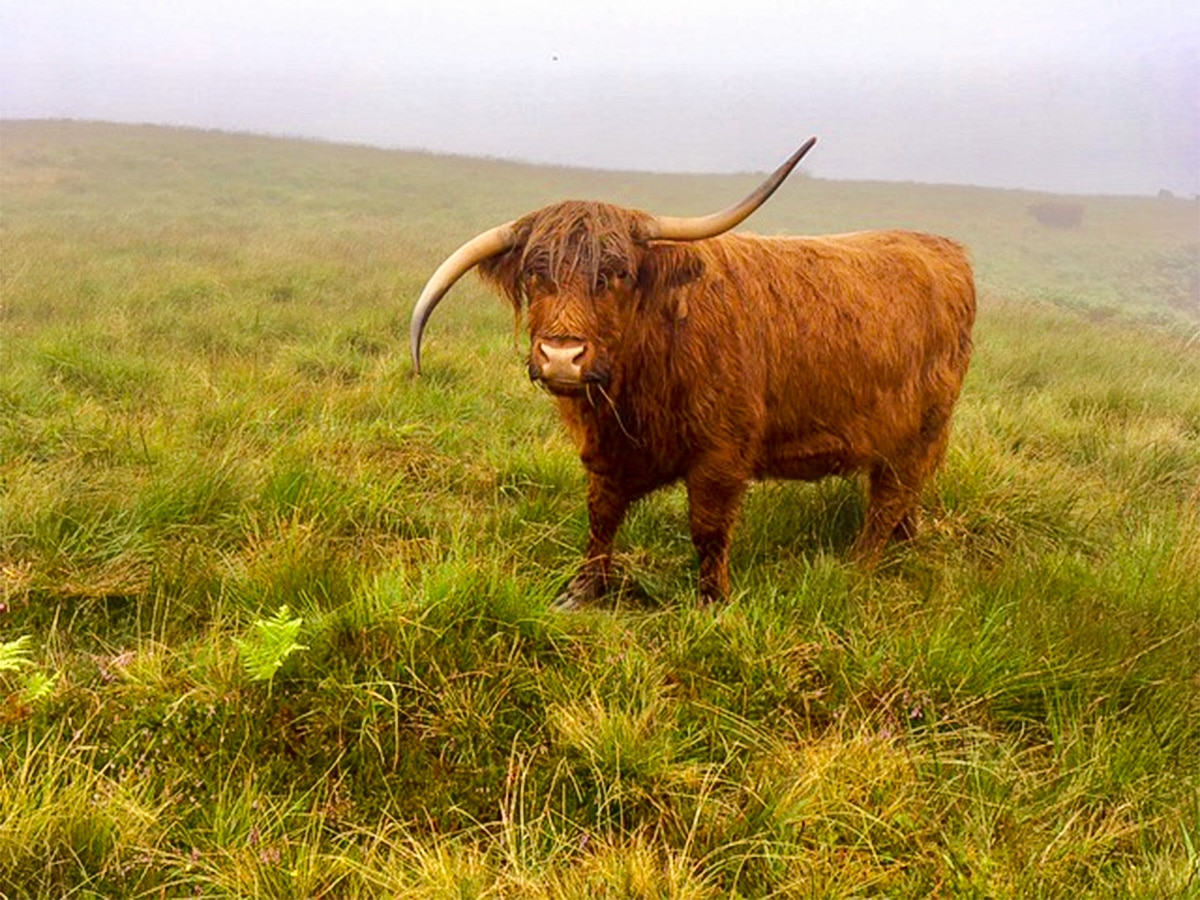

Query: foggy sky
left=2, top=0, right=1197, bottom=196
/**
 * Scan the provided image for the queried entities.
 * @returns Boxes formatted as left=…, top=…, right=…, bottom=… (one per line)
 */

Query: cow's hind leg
left=853, top=461, right=922, bottom=563
left=893, top=410, right=954, bottom=543
left=854, top=417, right=952, bottom=561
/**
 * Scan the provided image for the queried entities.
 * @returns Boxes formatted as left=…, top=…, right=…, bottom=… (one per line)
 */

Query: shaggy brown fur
left=478, top=201, right=976, bottom=604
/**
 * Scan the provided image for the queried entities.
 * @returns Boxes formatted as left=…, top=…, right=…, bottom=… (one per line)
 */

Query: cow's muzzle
left=529, top=337, right=607, bottom=394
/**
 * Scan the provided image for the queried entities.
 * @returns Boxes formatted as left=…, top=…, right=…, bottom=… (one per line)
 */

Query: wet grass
left=1, top=120, right=1198, bottom=897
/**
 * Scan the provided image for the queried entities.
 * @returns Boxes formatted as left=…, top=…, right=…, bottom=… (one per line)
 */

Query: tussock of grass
left=1, top=121, right=1197, bottom=898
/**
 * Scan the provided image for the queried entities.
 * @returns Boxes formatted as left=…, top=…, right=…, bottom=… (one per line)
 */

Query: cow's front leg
left=686, top=467, right=748, bottom=605
left=554, top=474, right=637, bottom=610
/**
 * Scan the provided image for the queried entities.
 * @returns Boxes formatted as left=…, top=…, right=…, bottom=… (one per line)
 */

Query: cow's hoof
left=551, top=590, right=587, bottom=612
left=552, top=574, right=607, bottom=612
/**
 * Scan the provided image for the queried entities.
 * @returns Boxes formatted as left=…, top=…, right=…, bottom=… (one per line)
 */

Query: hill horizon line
left=6, top=117, right=1191, bottom=202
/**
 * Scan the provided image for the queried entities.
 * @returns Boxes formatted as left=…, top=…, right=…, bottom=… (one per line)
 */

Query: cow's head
left=409, top=138, right=816, bottom=393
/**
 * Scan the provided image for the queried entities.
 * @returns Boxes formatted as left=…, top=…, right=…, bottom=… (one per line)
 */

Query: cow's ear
left=478, top=248, right=525, bottom=312
left=639, top=245, right=704, bottom=318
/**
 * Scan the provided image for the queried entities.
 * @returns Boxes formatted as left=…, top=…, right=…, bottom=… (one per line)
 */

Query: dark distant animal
left=1027, top=201, right=1084, bottom=229
left=411, top=138, right=976, bottom=605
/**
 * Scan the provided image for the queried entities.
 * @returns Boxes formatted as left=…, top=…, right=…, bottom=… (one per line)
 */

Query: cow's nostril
left=540, top=343, right=585, bottom=364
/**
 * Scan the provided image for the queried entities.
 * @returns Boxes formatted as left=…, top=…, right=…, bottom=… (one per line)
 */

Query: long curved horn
left=642, top=137, right=817, bottom=242
left=410, top=222, right=516, bottom=374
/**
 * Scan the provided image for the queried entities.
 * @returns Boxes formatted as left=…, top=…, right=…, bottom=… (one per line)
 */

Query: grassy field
left=1, top=119, right=1198, bottom=898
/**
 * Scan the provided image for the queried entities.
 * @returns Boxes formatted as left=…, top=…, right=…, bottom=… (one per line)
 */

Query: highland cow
left=411, top=138, right=976, bottom=605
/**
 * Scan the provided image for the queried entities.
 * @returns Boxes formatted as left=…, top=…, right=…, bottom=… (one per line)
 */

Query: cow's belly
left=756, top=431, right=861, bottom=481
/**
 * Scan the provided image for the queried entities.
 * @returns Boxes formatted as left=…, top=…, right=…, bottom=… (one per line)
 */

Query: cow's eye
left=599, top=270, right=630, bottom=293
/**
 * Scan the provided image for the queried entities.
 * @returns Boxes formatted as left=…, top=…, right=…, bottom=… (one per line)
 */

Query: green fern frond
left=0, top=636, right=34, bottom=675
left=235, top=604, right=308, bottom=685
left=19, top=670, right=59, bottom=704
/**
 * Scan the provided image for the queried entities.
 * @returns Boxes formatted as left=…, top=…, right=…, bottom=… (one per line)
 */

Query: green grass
left=1, top=120, right=1198, bottom=897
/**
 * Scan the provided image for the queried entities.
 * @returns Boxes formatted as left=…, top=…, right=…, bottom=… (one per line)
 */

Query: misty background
left=2, top=0, right=1197, bottom=197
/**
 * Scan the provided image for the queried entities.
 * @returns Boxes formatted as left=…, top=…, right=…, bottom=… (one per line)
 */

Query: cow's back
left=685, top=231, right=975, bottom=477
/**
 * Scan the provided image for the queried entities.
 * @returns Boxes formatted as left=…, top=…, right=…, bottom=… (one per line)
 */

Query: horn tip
left=410, top=330, right=423, bottom=376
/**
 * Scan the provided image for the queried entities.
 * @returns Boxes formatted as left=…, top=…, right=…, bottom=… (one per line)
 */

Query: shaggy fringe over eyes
left=478, top=202, right=655, bottom=309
